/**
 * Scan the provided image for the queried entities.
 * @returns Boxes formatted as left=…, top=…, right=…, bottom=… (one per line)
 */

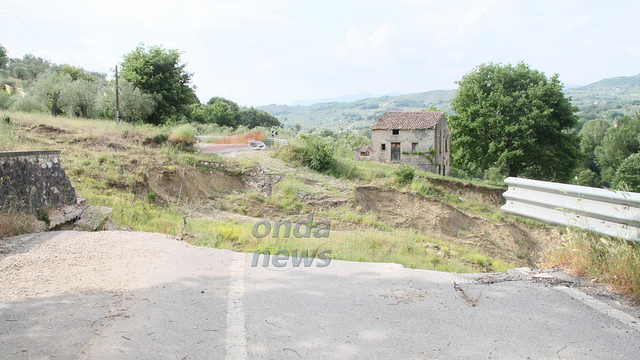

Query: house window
left=381, top=144, right=386, bottom=151
left=360, top=151, right=370, bottom=156
left=392, top=129, right=399, bottom=135
left=411, top=143, right=418, bottom=152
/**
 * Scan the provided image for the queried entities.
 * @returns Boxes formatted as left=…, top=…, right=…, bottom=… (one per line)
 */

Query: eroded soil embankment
left=354, top=186, right=544, bottom=267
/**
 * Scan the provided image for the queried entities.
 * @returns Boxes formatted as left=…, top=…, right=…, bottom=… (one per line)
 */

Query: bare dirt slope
left=355, top=186, right=542, bottom=266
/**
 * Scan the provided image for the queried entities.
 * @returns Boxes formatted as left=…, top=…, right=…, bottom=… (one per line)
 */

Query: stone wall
left=0, top=150, right=77, bottom=214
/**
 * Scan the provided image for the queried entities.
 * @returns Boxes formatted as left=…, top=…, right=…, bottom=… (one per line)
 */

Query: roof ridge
left=371, top=111, right=445, bottom=130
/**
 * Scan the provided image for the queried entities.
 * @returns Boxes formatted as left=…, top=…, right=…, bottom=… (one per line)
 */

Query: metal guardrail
left=266, top=138, right=289, bottom=146
left=500, top=177, right=640, bottom=242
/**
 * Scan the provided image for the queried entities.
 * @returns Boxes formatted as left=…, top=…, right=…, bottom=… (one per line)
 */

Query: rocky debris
left=476, top=266, right=600, bottom=293
left=48, top=202, right=86, bottom=229
left=72, top=206, right=113, bottom=232
left=242, top=163, right=282, bottom=197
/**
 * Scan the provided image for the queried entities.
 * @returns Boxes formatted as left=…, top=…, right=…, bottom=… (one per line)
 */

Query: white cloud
left=564, top=14, right=591, bottom=30
left=334, top=23, right=394, bottom=65
left=257, top=60, right=274, bottom=72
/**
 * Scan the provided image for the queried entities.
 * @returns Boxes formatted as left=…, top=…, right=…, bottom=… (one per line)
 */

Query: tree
left=191, top=101, right=237, bottom=127
left=7, top=54, right=52, bottom=80
left=0, top=44, right=8, bottom=69
left=579, top=119, right=611, bottom=172
left=594, top=115, right=640, bottom=185
left=449, top=62, right=580, bottom=182
left=95, top=79, right=156, bottom=123
left=120, top=45, right=198, bottom=124
left=613, top=153, right=640, bottom=192
left=62, top=78, right=96, bottom=118
left=28, top=72, right=72, bottom=116
left=238, top=107, right=282, bottom=128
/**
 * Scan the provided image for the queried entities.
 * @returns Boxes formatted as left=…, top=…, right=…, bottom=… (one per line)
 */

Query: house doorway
left=391, top=142, right=401, bottom=161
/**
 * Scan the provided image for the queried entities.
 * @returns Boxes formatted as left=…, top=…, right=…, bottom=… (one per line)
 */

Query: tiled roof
left=371, top=111, right=445, bottom=130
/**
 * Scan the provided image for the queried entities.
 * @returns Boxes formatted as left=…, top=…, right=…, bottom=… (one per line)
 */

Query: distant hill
left=261, top=74, right=640, bottom=130
left=260, top=90, right=454, bottom=131
left=565, top=74, right=640, bottom=121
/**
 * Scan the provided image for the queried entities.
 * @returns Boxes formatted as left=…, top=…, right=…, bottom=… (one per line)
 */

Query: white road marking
left=226, top=252, right=247, bottom=359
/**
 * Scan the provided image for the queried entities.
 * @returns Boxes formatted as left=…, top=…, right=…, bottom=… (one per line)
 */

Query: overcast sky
left=2, top=0, right=639, bottom=106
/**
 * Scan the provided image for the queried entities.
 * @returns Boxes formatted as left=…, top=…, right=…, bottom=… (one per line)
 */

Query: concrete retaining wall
left=0, top=150, right=77, bottom=214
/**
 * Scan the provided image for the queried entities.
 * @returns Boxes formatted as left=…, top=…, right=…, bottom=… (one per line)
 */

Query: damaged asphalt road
left=1, top=231, right=639, bottom=359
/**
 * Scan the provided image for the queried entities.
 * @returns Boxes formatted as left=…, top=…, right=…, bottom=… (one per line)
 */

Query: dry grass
left=0, top=213, right=39, bottom=238
left=541, top=227, right=640, bottom=300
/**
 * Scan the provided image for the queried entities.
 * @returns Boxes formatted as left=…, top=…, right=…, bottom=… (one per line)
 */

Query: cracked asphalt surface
left=1, top=231, right=639, bottom=359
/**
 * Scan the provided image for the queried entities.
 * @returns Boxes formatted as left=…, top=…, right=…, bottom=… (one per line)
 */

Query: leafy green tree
left=613, top=153, right=640, bottom=192
left=96, top=79, right=156, bottom=123
left=594, top=115, right=640, bottom=185
left=449, top=62, right=580, bottom=182
left=28, top=72, right=72, bottom=116
left=207, top=96, right=240, bottom=112
left=192, top=101, right=237, bottom=127
left=62, top=78, right=103, bottom=118
left=120, top=45, right=198, bottom=124
left=238, top=107, right=282, bottom=129
left=579, top=119, right=611, bottom=172
left=59, top=64, right=96, bottom=82
left=0, top=44, right=8, bottom=69
left=7, top=54, right=52, bottom=81
left=576, top=168, right=600, bottom=187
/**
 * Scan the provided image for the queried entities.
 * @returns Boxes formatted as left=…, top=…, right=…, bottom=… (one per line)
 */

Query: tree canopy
left=120, top=45, right=198, bottom=124
left=449, top=62, right=580, bottom=182
left=584, top=114, right=640, bottom=187
left=191, top=97, right=281, bottom=129
left=0, top=44, right=8, bottom=69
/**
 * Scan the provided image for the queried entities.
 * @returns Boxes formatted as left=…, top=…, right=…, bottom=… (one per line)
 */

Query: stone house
left=354, top=111, right=450, bottom=175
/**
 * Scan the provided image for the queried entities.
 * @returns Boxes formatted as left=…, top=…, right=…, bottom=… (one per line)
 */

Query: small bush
left=169, top=124, right=197, bottom=148
left=153, top=133, right=168, bottom=145
left=394, top=164, right=415, bottom=185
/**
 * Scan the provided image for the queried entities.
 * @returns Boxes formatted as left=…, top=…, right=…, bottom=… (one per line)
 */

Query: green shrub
left=394, top=164, right=415, bottom=185
left=153, top=133, right=168, bottom=145
left=296, top=134, right=336, bottom=173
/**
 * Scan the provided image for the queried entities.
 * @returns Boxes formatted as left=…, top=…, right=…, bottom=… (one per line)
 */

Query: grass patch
left=325, top=206, right=388, bottom=230
left=0, top=212, right=38, bottom=238
left=266, top=177, right=306, bottom=213
left=542, top=228, right=640, bottom=300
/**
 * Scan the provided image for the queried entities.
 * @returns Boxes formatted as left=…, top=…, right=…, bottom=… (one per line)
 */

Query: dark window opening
left=392, top=129, right=399, bottom=135
left=360, top=151, right=370, bottom=156
left=381, top=144, right=386, bottom=151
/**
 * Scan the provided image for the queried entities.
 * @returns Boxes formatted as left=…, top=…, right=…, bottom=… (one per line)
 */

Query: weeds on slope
left=541, top=227, right=640, bottom=300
